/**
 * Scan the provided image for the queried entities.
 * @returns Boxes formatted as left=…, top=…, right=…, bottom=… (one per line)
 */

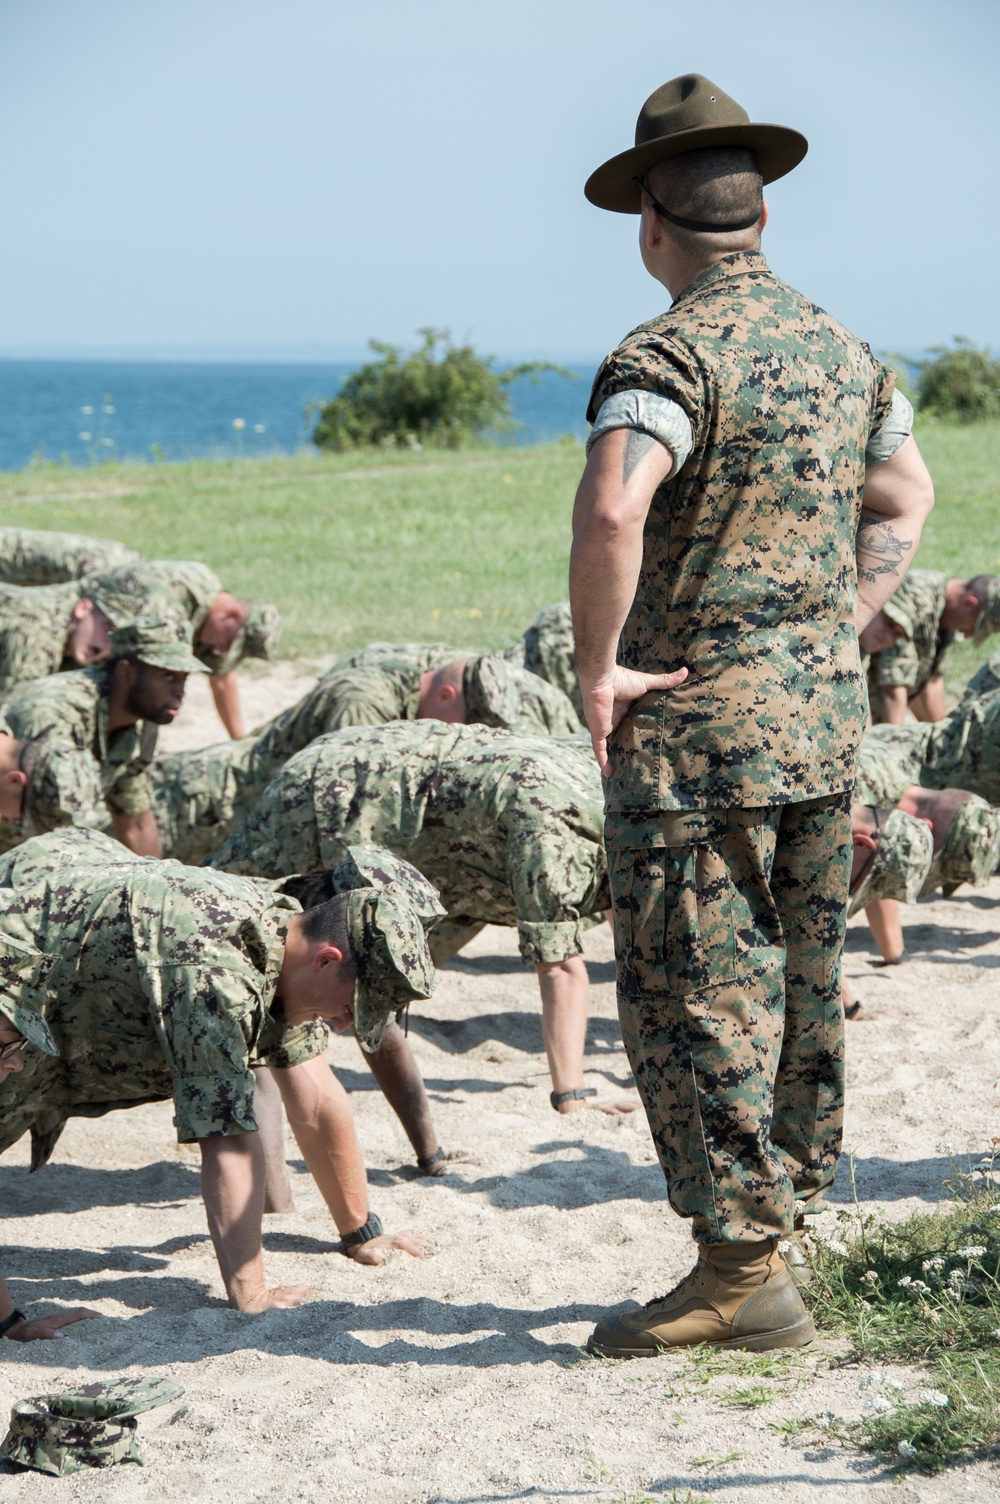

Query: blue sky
left=1, top=0, right=996, bottom=361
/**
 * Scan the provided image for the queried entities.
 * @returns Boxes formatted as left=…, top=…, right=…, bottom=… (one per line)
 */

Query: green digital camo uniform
left=207, top=721, right=609, bottom=966
left=79, top=560, right=281, bottom=676
left=866, top=569, right=951, bottom=721
left=0, top=665, right=158, bottom=851
left=0, top=528, right=139, bottom=586
left=962, top=648, right=1000, bottom=703
left=333, top=642, right=581, bottom=736
left=503, top=603, right=584, bottom=721
left=0, top=571, right=177, bottom=697
left=860, top=687, right=1000, bottom=807
left=147, top=651, right=561, bottom=864
left=0, top=582, right=82, bottom=696
left=588, top=251, right=899, bottom=1242
left=0, top=827, right=328, bottom=1164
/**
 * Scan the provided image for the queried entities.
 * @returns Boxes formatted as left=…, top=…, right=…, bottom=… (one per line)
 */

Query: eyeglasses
left=0, top=1036, right=27, bottom=1065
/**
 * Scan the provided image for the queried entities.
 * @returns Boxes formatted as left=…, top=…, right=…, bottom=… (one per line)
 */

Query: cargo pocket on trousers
left=609, top=842, right=738, bottom=996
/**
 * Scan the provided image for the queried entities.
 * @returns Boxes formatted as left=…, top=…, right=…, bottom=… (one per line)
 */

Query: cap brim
left=881, top=600, right=914, bottom=639
left=585, top=122, right=809, bottom=212
left=7, top=1003, right=58, bottom=1056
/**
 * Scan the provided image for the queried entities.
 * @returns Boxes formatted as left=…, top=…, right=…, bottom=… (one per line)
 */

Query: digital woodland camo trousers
left=607, top=791, right=852, bottom=1243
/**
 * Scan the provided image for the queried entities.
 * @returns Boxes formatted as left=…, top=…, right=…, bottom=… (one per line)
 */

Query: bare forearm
left=855, top=436, right=935, bottom=631
left=111, top=807, right=162, bottom=857
left=272, top=1055, right=369, bottom=1233
left=198, top=1133, right=267, bottom=1308
left=210, top=671, right=245, bottom=739
left=570, top=430, right=670, bottom=681
left=879, top=685, right=910, bottom=724
left=536, top=955, right=590, bottom=1095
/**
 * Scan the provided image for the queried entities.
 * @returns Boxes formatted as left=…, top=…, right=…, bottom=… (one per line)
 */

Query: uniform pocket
left=609, top=840, right=738, bottom=997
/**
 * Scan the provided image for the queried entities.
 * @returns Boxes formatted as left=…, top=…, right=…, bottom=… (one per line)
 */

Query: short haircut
left=278, top=875, right=357, bottom=979
left=965, top=574, right=995, bottom=605
left=646, top=146, right=763, bottom=254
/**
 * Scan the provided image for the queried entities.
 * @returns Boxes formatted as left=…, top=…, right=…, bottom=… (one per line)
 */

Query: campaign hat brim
left=585, top=123, right=808, bottom=214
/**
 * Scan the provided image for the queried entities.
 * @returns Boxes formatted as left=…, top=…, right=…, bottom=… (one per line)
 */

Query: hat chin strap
left=651, top=202, right=762, bottom=234
left=631, top=175, right=761, bottom=234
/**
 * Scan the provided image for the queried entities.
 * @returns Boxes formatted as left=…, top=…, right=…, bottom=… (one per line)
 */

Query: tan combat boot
left=586, top=1239, right=815, bottom=1358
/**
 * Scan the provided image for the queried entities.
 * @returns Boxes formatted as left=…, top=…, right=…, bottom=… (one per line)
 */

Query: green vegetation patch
left=2, top=420, right=999, bottom=695
left=808, top=1152, right=1000, bottom=1473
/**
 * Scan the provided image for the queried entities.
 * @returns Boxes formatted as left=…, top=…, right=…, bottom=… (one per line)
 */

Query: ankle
left=701, top=1238, right=777, bottom=1287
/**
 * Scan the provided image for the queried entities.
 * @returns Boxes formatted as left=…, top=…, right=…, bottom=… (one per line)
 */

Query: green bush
left=917, top=337, right=1000, bottom=422
left=310, top=328, right=561, bottom=451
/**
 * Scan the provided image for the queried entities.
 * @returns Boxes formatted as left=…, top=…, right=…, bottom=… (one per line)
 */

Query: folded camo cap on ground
left=2, top=1376, right=184, bottom=1477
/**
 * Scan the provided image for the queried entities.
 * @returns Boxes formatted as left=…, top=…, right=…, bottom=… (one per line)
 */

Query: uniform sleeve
left=506, top=820, right=606, bottom=965
left=139, top=963, right=263, bottom=1141
left=256, top=1018, right=329, bottom=1071
left=586, top=390, right=694, bottom=471
left=872, top=637, right=921, bottom=691
left=586, top=332, right=707, bottom=447
left=103, top=763, right=153, bottom=817
left=864, top=358, right=899, bottom=453
left=866, top=389, right=914, bottom=465
left=25, top=744, right=111, bottom=835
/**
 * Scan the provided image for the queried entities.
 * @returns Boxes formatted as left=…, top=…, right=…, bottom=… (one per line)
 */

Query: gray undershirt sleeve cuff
left=586, top=390, right=694, bottom=472
left=865, top=389, right=914, bottom=465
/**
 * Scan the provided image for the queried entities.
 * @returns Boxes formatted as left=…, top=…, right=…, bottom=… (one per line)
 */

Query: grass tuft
left=808, top=1146, right=1000, bottom=1472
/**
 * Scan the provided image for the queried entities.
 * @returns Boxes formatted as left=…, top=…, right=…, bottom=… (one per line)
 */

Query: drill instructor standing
left=570, top=74, right=935, bottom=1354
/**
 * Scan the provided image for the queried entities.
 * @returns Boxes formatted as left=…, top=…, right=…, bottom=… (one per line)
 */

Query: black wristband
left=417, top=1147, right=447, bottom=1172
left=341, top=1212, right=384, bottom=1251
left=550, top=1087, right=598, bottom=1110
left=0, top=1308, right=26, bottom=1338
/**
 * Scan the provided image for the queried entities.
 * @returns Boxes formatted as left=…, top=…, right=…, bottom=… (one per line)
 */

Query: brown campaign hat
left=585, top=73, right=808, bottom=214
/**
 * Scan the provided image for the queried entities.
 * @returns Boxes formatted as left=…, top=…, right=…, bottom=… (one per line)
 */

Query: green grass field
left=2, top=420, right=998, bottom=691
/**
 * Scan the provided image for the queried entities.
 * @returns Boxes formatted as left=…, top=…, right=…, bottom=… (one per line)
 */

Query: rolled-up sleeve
left=586, top=390, right=694, bottom=472
left=866, top=390, right=914, bottom=465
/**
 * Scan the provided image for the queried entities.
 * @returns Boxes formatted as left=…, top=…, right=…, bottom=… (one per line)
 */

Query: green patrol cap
left=345, top=880, right=439, bottom=1053
left=1, top=1376, right=184, bottom=1477
left=848, top=808, right=933, bottom=917
left=0, top=932, right=58, bottom=1056
left=972, top=577, right=1000, bottom=646
left=110, top=616, right=207, bottom=674
left=922, top=794, right=1000, bottom=898
left=463, top=654, right=521, bottom=729
left=880, top=595, right=915, bottom=639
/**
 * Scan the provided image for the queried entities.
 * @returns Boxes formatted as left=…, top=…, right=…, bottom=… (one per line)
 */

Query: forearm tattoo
left=855, top=511, right=913, bottom=584
left=622, top=428, right=659, bottom=484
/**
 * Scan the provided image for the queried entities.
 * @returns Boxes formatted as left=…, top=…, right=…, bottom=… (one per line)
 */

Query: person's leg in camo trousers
left=588, top=791, right=851, bottom=1355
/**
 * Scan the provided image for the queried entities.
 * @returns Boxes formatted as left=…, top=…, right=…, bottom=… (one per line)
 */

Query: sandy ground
left=2, top=667, right=1000, bottom=1502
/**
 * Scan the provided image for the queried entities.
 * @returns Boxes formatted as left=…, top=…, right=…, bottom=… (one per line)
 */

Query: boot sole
left=587, top=1315, right=816, bottom=1360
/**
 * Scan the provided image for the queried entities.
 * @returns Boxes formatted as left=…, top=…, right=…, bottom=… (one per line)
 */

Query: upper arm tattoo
left=622, top=429, right=659, bottom=485
left=855, top=510, right=913, bottom=584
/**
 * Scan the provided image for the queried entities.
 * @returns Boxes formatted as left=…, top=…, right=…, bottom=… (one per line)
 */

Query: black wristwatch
left=0, top=1308, right=26, bottom=1339
left=341, top=1212, right=384, bottom=1251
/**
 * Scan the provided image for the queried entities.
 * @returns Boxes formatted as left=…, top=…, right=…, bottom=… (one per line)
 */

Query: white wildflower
left=100, top=438, right=114, bottom=447
left=956, top=1246, right=987, bottom=1260
left=102, top=404, right=115, bottom=414
left=885, top=1378, right=904, bottom=1391
left=80, top=405, right=93, bottom=415
left=992, top=1329, right=1000, bottom=1340
left=897, top=1275, right=913, bottom=1288
left=78, top=432, right=92, bottom=442
left=232, top=418, right=246, bottom=431
left=917, top=1390, right=949, bottom=1408
left=897, top=1440, right=919, bottom=1457
left=865, top=1396, right=894, bottom=1413
left=910, top=1280, right=931, bottom=1293
left=861, top=1270, right=880, bottom=1286
left=253, top=423, right=266, bottom=433
left=823, top=1239, right=849, bottom=1256
left=922, top=1258, right=945, bottom=1272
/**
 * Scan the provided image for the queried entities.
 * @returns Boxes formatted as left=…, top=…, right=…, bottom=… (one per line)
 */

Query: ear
left=852, top=831, right=878, bottom=855
left=438, top=683, right=458, bottom=703
left=760, top=200, right=769, bottom=232
left=112, top=657, right=137, bottom=691
left=72, top=597, right=94, bottom=622
left=310, top=942, right=345, bottom=973
left=641, top=200, right=662, bottom=252
left=0, top=769, right=27, bottom=792
left=962, top=592, right=980, bottom=612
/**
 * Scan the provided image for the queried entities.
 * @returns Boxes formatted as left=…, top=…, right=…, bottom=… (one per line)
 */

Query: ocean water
left=0, top=360, right=596, bottom=473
